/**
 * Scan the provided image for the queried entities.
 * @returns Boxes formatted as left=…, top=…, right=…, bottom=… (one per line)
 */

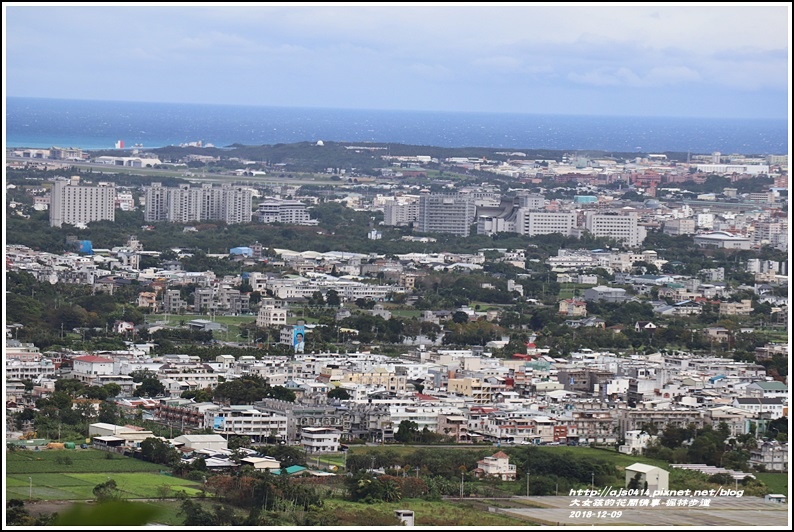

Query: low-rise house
left=745, top=381, right=788, bottom=399
left=558, top=298, right=587, bottom=317
left=583, top=285, right=628, bottom=303
left=72, top=355, right=115, bottom=384
left=436, top=412, right=471, bottom=443
left=634, top=321, right=658, bottom=333
left=732, top=397, right=787, bottom=418
left=204, top=405, right=289, bottom=442
left=474, top=451, right=516, bottom=481
left=565, top=317, right=606, bottom=328
left=618, top=430, right=656, bottom=455
left=719, top=299, right=753, bottom=316
left=703, top=327, right=731, bottom=341
left=706, top=406, right=753, bottom=437
left=749, top=441, right=788, bottom=472
left=301, top=427, right=341, bottom=454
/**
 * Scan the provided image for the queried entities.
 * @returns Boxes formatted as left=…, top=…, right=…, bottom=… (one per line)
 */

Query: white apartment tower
left=516, top=193, right=546, bottom=210
left=583, top=211, right=647, bottom=247
left=754, top=221, right=783, bottom=246
left=383, top=198, right=420, bottom=226
left=516, top=210, right=576, bottom=237
left=417, top=193, right=477, bottom=236
left=144, top=183, right=252, bottom=224
left=49, top=176, right=116, bottom=228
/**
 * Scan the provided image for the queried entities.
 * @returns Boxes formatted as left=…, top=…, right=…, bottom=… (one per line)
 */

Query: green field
left=6, top=449, right=163, bottom=474
left=7, top=472, right=204, bottom=501
left=532, top=446, right=671, bottom=471
left=145, top=314, right=255, bottom=340
left=6, top=449, right=204, bottom=502
left=755, top=472, right=788, bottom=494
left=324, top=498, right=537, bottom=526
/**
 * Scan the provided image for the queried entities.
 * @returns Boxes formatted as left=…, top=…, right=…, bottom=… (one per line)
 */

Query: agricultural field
left=7, top=472, right=204, bottom=501
left=6, top=449, right=204, bottom=502
left=755, top=472, right=788, bottom=495
left=6, top=449, right=163, bottom=474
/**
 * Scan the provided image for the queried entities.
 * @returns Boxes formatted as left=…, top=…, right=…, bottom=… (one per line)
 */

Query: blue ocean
left=5, top=97, right=788, bottom=154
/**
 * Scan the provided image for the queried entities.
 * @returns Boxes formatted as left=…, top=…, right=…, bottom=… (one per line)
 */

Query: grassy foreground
left=323, top=498, right=539, bottom=526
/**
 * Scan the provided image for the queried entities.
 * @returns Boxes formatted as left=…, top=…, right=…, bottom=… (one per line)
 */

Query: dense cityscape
left=4, top=140, right=789, bottom=526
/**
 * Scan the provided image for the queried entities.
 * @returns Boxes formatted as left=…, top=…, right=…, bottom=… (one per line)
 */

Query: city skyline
left=3, top=3, right=790, bottom=120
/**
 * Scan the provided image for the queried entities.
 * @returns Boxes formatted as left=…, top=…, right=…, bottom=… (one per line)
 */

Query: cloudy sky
left=4, top=3, right=790, bottom=119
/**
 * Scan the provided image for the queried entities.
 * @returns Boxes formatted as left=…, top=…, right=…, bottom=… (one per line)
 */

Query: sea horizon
left=5, top=96, right=789, bottom=155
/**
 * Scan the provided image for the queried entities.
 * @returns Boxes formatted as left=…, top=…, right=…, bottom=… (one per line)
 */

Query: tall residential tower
left=49, top=176, right=116, bottom=228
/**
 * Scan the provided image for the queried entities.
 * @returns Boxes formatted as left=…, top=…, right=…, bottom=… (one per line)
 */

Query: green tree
left=325, top=289, right=341, bottom=307
left=227, top=435, right=250, bottom=450
left=98, top=401, right=120, bottom=425
left=327, top=387, right=351, bottom=400
left=130, top=370, right=166, bottom=398
left=179, top=499, right=216, bottom=526
left=139, top=437, right=179, bottom=466
left=395, top=420, right=419, bottom=443
left=102, top=383, right=122, bottom=398
left=451, top=311, right=470, bottom=324
left=92, top=479, right=121, bottom=502
left=181, top=388, right=214, bottom=403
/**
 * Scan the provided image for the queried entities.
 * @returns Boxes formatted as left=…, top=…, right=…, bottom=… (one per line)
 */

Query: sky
left=3, top=3, right=791, bottom=119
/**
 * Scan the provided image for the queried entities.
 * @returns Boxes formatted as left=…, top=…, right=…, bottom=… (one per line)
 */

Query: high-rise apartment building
left=49, top=176, right=116, bottom=228
left=583, top=211, right=647, bottom=247
left=516, top=193, right=546, bottom=210
left=383, top=198, right=420, bottom=226
left=417, top=193, right=477, bottom=236
left=516, top=210, right=576, bottom=237
left=753, top=221, right=783, bottom=245
left=144, top=183, right=252, bottom=224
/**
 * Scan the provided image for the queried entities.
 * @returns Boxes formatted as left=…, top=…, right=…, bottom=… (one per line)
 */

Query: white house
left=732, top=397, right=786, bottom=418
left=473, top=451, right=516, bottom=481
left=745, top=381, right=788, bottom=399
left=205, top=405, right=288, bottom=441
left=72, top=355, right=115, bottom=384
left=618, top=430, right=656, bottom=455
left=301, top=427, right=340, bottom=454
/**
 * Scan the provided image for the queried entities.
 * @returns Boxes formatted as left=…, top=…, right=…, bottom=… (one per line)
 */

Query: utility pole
left=29, top=477, right=32, bottom=500
left=526, top=468, right=530, bottom=497
left=591, top=471, right=594, bottom=488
